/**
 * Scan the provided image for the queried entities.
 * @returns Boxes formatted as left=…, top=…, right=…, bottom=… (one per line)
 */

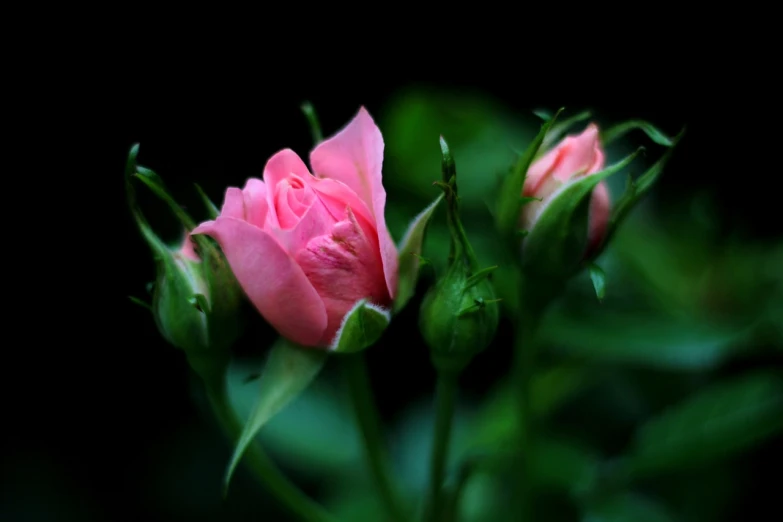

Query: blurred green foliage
left=215, top=87, right=782, bottom=522
left=96, top=87, right=783, bottom=522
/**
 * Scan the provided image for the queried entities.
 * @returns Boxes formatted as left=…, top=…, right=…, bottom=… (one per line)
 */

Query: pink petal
left=263, top=149, right=315, bottom=230
left=525, top=123, right=604, bottom=197
left=310, top=107, right=398, bottom=299
left=242, top=178, right=269, bottom=229
left=192, top=217, right=328, bottom=347
left=295, top=208, right=390, bottom=346
left=274, top=194, right=337, bottom=255
left=310, top=177, right=375, bottom=231
left=310, top=177, right=380, bottom=261
left=219, top=187, right=246, bottom=220
left=588, top=136, right=606, bottom=174
left=586, top=181, right=611, bottom=257
left=275, top=179, right=315, bottom=229
left=525, top=146, right=564, bottom=196
left=179, top=232, right=200, bottom=261
left=551, top=124, right=602, bottom=181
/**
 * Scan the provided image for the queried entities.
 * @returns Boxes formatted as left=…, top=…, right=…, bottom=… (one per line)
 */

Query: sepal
left=329, top=299, right=392, bottom=354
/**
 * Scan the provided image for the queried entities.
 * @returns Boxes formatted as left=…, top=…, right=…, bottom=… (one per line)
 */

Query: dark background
left=7, top=62, right=780, bottom=522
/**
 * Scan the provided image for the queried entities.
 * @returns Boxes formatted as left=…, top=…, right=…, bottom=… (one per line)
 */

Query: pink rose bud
left=522, top=123, right=611, bottom=257
left=192, top=108, right=398, bottom=348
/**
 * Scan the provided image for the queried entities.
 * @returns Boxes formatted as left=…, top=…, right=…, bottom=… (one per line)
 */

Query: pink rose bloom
left=179, top=234, right=200, bottom=262
left=192, top=108, right=397, bottom=349
left=522, top=123, right=610, bottom=256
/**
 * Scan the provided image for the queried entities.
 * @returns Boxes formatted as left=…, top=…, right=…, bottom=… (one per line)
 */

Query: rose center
left=275, top=174, right=316, bottom=229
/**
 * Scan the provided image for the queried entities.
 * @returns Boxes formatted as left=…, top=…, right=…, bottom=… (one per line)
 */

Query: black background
left=7, top=50, right=781, bottom=522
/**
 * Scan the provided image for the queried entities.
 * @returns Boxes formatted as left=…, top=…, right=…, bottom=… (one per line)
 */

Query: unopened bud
left=419, top=137, right=500, bottom=373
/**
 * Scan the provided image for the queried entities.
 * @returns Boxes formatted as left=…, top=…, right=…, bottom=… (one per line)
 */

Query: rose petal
left=525, top=145, right=564, bottom=196
left=586, top=181, right=611, bottom=256
left=179, top=232, right=200, bottom=262
left=274, top=194, right=336, bottom=255
left=242, top=178, right=269, bottom=229
left=219, top=187, right=246, bottom=220
left=296, top=208, right=390, bottom=346
left=310, top=107, right=398, bottom=299
left=263, top=149, right=315, bottom=229
left=551, top=123, right=603, bottom=181
left=310, top=177, right=375, bottom=231
left=310, top=177, right=380, bottom=263
left=275, top=180, right=314, bottom=229
left=525, top=123, right=604, bottom=196
left=588, top=137, right=606, bottom=174
left=192, top=217, right=327, bottom=347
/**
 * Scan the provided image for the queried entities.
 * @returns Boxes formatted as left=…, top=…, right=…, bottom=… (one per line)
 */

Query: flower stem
left=512, top=283, right=552, bottom=522
left=423, top=371, right=459, bottom=522
left=343, top=353, right=408, bottom=522
left=513, top=320, right=536, bottom=522
left=205, top=377, right=336, bottom=522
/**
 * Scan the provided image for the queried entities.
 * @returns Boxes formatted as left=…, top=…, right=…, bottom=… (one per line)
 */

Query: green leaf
left=522, top=149, right=642, bottom=278
left=223, top=338, right=327, bottom=493
left=135, top=165, right=169, bottom=192
left=541, top=304, right=751, bottom=370
left=189, top=293, right=210, bottom=314
left=126, top=145, right=168, bottom=255
left=381, top=89, right=533, bottom=209
left=596, top=130, right=685, bottom=258
left=455, top=474, right=507, bottom=522
left=491, top=264, right=522, bottom=317
left=618, top=372, right=783, bottom=479
left=394, top=194, right=443, bottom=314
left=301, top=101, right=323, bottom=145
left=227, top=359, right=362, bottom=478
left=520, top=195, right=542, bottom=206
left=601, top=120, right=674, bottom=147
left=126, top=143, right=205, bottom=257
left=463, top=265, right=498, bottom=291
left=128, top=295, right=152, bottom=311
left=329, top=299, right=391, bottom=353
left=532, top=438, right=600, bottom=496
left=496, top=108, right=564, bottom=239
left=125, top=142, right=140, bottom=180
left=533, top=109, right=553, bottom=120
left=468, top=366, right=595, bottom=449
left=583, top=493, right=675, bottom=522
left=134, top=169, right=197, bottom=230
left=589, top=263, right=606, bottom=302
left=194, top=183, right=220, bottom=220
left=325, top=485, right=388, bottom=522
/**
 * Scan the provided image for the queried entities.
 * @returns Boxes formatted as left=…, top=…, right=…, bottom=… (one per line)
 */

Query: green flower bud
left=419, top=138, right=500, bottom=374
left=126, top=144, right=242, bottom=384
left=149, top=234, right=242, bottom=381
left=151, top=236, right=210, bottom=352
left=420, top=260, right=500, bottom=373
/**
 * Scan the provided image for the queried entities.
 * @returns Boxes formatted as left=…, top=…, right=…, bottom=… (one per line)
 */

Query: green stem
left=423, top=371, right=459, bottom=522
left=512, top=281, right=551, bottom=522
left=344, top=354, right=408, bottom=522
left=441, top=453, right=508, bottom=522
left=440, top=462, right=472, bottom=522
left=513, top=320, right=536, bottom=522
left=205, top=377, right=336, bottom=522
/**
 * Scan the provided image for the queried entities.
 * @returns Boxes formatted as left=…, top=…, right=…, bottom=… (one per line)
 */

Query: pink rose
left=522, top=123, right=610, bottom=256
left=192, top=108, right=398, bottom=348
left=179, top=234, right=200, bottom=262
